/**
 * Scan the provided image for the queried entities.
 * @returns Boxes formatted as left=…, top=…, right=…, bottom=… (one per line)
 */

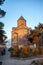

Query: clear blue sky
left=0, top=0, right=43, bottom=39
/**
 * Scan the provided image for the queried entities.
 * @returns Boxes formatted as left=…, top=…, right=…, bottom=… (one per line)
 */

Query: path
left=0, top=48, right=43, bottom=65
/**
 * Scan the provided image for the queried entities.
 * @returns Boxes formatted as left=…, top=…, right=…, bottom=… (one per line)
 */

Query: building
left=11, top=16, right=30, bottom=48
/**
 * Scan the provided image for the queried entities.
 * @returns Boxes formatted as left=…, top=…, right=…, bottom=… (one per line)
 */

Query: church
left=11, top=16, right=30, bottom=48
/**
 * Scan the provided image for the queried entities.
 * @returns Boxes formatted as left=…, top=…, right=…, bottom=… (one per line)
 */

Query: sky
left=0, top=0, right=43, bottom=39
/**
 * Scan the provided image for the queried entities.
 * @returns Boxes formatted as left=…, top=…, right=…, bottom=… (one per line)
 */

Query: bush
left=13, top=45, right=20, bottom=57
left=12, top=46, right=31, bottom=57
left=32, top=48, right=40, bottom=56
left=20, top=47, right=30, bottom=57
left=11, top=45, right=41, bottom=58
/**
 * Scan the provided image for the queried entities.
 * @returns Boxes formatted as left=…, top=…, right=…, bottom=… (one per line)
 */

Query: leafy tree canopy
left=27, top=23, right=43, bottom=44
left=0, top=9, right=6, bottom=18
left=0, top=22, right=4, bottom=29
left=0, top=0, right=5, bottom=5
left=0, top=22, right=7, bottom=44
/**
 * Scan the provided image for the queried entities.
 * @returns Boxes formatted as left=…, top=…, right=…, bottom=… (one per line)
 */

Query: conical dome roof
left=18, top=16, right=26, bottom=21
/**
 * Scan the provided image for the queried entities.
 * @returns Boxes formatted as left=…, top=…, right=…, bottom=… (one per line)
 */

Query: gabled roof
left=17, top=16, right=26, bottom=21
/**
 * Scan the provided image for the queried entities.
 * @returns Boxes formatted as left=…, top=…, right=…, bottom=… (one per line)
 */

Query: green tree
left=27, top=23, right=43, bottom=47
left=0, top=0, right=5, bottom=5
left=35, top=23, right=43, bottom=46
left=0, top=8, right=6, bottom=18
left=0, top=22, right=7, bottom=44
left=0, top=0, right=6, bottom=18
left=0, top=0, right=7, bottom=44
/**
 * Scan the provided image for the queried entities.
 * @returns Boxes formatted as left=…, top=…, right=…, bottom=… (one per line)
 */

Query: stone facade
left=11, top=16, right=30, bottom=47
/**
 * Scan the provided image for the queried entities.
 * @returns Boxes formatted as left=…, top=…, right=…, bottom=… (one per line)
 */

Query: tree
left=0, top=0, right=7, bottom=44
left=27, top=23, right=43, bottom=47
left=0, top=22, right=7, bottom=44
left=0, top=21, right=4, bottom=29
left=0, top=0, right=5, bottom=5
left=0, top=9, right=6, bottom=18
left=27, top=29, right=34, bottom=43
left=0, top=0, right=6, bottom=18
left=35, top=23, right=43, bottom=44
left=0, top=0, right=7, bottom=56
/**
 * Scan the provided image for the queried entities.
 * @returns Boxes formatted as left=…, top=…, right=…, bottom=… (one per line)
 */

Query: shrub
left=32, top=48, right=40, bottom=56
left=10, top=45, right=41, bottom=58
left=20, top=47, right=30, bottom=57
left=13, top=45, right=20, bottom=57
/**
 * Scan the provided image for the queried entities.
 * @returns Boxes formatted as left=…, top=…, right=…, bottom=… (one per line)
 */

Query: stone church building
left=11, top=16, right=30, bottom=48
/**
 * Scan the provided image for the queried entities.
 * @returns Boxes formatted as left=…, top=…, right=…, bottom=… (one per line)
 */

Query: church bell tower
left=17, top=16, right=26, bottom=26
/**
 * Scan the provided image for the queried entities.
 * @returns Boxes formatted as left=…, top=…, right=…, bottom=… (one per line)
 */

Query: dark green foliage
left=0, top=9, right=6, bottom=18
left=27, top=23, right=43, bottom=44
left=0, top=0, right=5, bottom=5
left=0, top=22, right=4, bottom=29
left=0, top=22, right=7, bottom=44
left=0, top=30, right=6, bottom=34
left=0, top=0, right=6, bottom=18
left=0, top=22, right=5, bottom=34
